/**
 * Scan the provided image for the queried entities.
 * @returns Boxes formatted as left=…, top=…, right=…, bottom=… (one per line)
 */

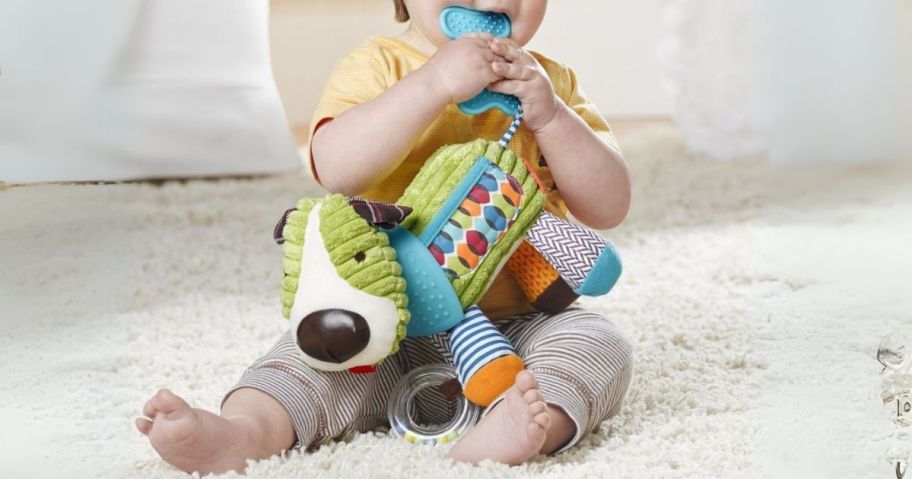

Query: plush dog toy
left=274, top=110, right=622, bottom=407
left=274, top=1, right=620, bottom=409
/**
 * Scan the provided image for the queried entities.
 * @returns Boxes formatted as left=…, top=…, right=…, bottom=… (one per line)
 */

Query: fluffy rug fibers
left=2, top=127, right=908, bottom=478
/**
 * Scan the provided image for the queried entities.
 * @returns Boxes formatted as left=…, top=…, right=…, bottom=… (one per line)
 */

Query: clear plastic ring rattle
left=387, top=364, right=480, bottom=445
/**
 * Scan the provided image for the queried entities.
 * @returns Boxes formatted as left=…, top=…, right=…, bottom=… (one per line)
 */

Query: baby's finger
left=490, top=39, right=524, bottom=63
left=456, top=35, right=492, bottom=52
left=135, top=417, right=153, bottom=435
left=470, top=37, right=504, bottom=59
left=492, top=61, right=534, bottom=81
left=482, top=47, right=502, bottom=63
left=488, top=79, right=524, bottom=96
left=465, top=32, right=495, bottom=41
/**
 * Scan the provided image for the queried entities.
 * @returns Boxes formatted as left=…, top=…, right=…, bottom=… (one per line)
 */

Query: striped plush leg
left=449, top=306, right=524, bottom=406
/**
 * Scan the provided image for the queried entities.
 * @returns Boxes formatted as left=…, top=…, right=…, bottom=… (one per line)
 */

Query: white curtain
left=656, top=0, right=766, bottom=161
left=657, top=0, right=912, bottom=164
left=0, top=0, right=301, bottom=183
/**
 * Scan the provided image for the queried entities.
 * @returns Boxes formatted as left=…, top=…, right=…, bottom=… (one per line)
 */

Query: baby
left=136, top=0, right=633, bottom=474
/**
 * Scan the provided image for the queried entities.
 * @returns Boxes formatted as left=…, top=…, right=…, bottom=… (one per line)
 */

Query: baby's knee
left=546, top=311, right=633, bottom=365
left=522, top=310, right=633, bottom=393
left=581, top=316, right=632, bottom=384
left=591, top=316, right=633, bottom=369
left=559, top=313, right=634, bottom=418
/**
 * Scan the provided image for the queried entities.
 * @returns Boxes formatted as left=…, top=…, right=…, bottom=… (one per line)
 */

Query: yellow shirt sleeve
left=563, top=68, right=620, bottom=153
left=535, top=54, right=620, bottom=153
left=307, top=41, right=390, bottom=183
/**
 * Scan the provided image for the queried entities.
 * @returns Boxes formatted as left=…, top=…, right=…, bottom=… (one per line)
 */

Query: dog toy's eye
left=354, top=251, right=366, bottom=263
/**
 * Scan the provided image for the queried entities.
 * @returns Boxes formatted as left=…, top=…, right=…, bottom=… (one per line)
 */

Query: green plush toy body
left=398, top=139, right=546, bottom=310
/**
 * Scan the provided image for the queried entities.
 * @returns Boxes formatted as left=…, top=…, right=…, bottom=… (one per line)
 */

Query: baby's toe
left=514, top=370, right=539, bottom=393
left=143, top=395, right=161, bottom=419
left=533, top=411, right=551, bottom=430
left=148, top=389, right=191, bottom=419
left=527, top=412, right=551, bottom=437
left=136, top=417, right=153, bottom=435
left=529, top=400, right=547, bottom=415
left=523, top=388, right=544, bottom=405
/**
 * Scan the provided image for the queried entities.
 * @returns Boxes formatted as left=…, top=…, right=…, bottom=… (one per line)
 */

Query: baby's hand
left=424, top=33, right=504, bottom=104
left=488, top=38, right=561, bottom=132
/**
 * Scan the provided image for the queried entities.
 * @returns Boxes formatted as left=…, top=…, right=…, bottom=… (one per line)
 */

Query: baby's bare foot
left=136, top=389, right=250, bottom=475
left=448, top=370, right=551, bottom=465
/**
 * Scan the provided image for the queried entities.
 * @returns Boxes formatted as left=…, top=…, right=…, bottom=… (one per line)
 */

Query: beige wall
left=269, top=0, right=672, bottom=127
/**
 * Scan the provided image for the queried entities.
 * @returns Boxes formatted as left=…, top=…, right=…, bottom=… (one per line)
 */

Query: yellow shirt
left=308, top=35, right=618, bottom=319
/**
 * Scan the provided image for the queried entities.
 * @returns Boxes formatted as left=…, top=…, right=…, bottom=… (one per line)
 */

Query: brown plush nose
left=296, top=309, right=370, bottom=364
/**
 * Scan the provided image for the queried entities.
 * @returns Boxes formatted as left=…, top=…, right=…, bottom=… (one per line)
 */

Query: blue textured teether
left=440, top=6, right=511, bottom=39
left=385, top=226, right=464, bottom=337
left=439, top=6, right=519, bottom=117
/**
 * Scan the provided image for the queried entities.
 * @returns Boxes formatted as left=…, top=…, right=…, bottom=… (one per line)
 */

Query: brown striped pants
left=224, top=308, right=633, bottom=453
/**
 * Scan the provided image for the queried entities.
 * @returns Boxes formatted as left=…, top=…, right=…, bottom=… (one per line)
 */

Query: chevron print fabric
left=525, top=211, right=608, bottom=290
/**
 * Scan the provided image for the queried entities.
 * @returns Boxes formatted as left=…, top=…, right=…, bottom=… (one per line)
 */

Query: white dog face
left=288, top=204, right=401, bottom=370
left=275, top=195, right=411, bottom=372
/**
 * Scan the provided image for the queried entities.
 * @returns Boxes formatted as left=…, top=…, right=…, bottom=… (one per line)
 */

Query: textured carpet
left=1, top=127, right=908, bottom=478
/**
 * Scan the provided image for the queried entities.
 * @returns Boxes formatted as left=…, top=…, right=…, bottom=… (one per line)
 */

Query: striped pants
left=224, top=308, right=633, bottom=453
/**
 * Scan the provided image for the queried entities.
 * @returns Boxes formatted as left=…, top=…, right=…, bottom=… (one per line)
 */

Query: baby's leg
left=448, top=308, right=633, bottom=464
left=138, top=332, right=402, bottom=475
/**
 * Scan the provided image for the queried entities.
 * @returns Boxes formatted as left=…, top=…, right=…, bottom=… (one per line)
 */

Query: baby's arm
left=489, top=39, right=631, bottom=230
left=311, top=34, right=503, bottom=196
left=531, top=100, right=630, bottom=229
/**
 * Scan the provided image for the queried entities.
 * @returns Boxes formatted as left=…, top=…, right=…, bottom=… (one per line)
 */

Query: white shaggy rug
left=2, top=127, right=909, bottom=478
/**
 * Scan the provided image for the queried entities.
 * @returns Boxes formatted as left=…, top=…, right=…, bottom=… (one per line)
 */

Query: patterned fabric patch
left=526, top=210, right=607, bottom=289
left=428, top=165, right=523, bottom=280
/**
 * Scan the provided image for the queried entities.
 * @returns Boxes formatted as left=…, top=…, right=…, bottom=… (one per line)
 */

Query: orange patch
left=457, top=243, right=480, bottom=268
left=460, top=198, right=481, bottom=217
left=500, top=182, right=523, bottom=207
left=507, top=242, right=560, bottom=302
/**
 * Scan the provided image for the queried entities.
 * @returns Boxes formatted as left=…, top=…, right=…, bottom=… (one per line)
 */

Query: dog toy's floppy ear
left=347, top=198, right=412, bottom=228
left=273, top=199, right=411, bottom=245
left=274, top=208, right=297, bottom=245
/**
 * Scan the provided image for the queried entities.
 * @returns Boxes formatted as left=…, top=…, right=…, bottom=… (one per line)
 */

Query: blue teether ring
left=440, top=6, right=519, bottom=117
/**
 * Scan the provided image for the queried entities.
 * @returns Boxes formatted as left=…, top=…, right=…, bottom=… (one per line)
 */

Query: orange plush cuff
left=462, top=354, right=525, bottom=406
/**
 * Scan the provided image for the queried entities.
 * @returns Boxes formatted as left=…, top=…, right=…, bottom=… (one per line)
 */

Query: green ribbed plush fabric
left=279, top=194, right=410, bottom=355
left=397, top=139, right=546, bottom=310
